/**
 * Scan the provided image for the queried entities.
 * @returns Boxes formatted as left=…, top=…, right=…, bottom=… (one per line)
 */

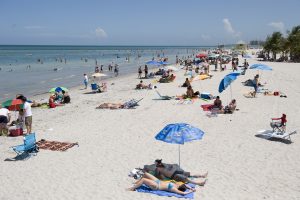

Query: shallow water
left=0, top=45, right=210, bottom=101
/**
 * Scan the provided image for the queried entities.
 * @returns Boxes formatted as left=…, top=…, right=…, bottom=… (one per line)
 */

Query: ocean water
left=0, top=45, right=213, bottom=101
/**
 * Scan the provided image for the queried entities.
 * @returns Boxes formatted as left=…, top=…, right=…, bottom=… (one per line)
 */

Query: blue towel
left=136, top=183, right=195, bottom=199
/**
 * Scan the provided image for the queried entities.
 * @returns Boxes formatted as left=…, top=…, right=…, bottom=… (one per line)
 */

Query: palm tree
left=287, top=26, right=300, bottom=62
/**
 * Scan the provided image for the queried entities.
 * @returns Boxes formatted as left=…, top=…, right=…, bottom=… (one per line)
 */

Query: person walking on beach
left=83, top=73, right=88, bottom=89
left=144, top=65, right=148, bottom=78
left=114, top=64, right=119, bottom=77
left=138, top=66, right=142, bottom=79
left=18, top=96, right=32, bottom=134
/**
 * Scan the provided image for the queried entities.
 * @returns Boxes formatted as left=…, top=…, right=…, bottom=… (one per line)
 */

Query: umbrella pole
left=178, top=144, right=181, bottom=168
left=230, top=84, right=232, bottom=100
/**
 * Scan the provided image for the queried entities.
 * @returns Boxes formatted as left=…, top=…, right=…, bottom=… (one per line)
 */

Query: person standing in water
left=83, top=74, right=88, bottom=89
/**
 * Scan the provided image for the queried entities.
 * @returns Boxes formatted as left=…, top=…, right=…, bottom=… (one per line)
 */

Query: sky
left=1, top=0, right=300, bottom=46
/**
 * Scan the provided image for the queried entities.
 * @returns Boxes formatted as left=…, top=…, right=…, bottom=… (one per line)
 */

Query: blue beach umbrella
left=243, top=55, right=252, bottom=58
left=145, top=60, right=161, bottom=66
left=250, top=63, right=272, bottom=71
left=49, top=86, right=68, bottom=93
left=158, top=61, right=169, bottom=65
left=155, top=123, right=205, bottom=167
left=218, top=72, right=241, bottom=99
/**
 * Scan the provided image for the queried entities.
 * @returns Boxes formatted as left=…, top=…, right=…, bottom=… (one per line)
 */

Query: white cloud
left=201, top=34, right=211, bottom=40
left=24, top=25, right=45, bottom=30
left=222, top=18, right=241, bottom=37
left=95, top=27, right=107, bottom=38
left=268, top=22, right=285, bottom=32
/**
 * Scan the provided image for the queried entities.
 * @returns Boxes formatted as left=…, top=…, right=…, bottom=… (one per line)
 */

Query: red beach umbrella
left=196, top=53, right=207, bottom=58
left=1, top=99, right=24, bottom=111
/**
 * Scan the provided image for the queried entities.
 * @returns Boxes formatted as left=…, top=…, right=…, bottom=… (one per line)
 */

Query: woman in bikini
left=127, top=172, right=196, bottom=195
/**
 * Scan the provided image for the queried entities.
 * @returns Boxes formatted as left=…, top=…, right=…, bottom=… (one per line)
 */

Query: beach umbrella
left=218, top=72, right=241, bottom=100
left=243, top=55, right=252, bottom=59
left=1, top=99, right=24, bottom=111
left=155, top=123, right=205, bottom=167
left=145, top=60, right=162, bottom=66
left=250, top=63, right=272, bottom=71
left=92, top=73, right=107, bottom=77
left=164, top=65, right=179, bottom=71
left=49, top=87, right=68, bottom=93
left=158, top=61, right=169, bottom=65
left=196, top=53, right=207, bottom=58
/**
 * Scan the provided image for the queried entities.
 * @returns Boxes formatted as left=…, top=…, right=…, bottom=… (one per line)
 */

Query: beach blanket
left=36, top=140, right=78, bottom=151
left=201, top=104, right=213, bottom=111
left=136, top=183, right=195, bottom=199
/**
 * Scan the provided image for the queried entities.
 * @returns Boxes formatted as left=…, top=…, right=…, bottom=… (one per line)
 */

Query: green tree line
left=263, top=25, right=300, bottom=62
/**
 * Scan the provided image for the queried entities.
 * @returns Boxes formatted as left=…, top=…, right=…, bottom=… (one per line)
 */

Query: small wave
left=40, top=81, right=46, bottom=84
left=53, top=78, right=63, bottom=81
left=66, top=75, right=76, bottom=78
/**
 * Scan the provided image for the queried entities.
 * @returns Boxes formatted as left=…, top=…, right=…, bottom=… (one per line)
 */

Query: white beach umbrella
left=92, top=73, right=107, bottom=77
left=164, top=65, right=179, bottom=71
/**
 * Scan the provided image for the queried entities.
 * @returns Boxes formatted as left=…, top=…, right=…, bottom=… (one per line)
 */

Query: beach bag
left=273, top=91, right=279, bottom=96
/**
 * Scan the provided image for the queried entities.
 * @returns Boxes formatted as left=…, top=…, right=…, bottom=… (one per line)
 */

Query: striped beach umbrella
left=1, top=99, right=24, bottom=111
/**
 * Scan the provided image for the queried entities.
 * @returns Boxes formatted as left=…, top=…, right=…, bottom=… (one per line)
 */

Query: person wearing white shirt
left=19, top=96, right=32, bottom=134
left=0, top=105, right=10, bottom=135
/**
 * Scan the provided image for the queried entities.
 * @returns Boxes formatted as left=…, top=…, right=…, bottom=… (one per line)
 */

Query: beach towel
left=36, top=140, right=78, bottom=151
left=136, top=183, right=195, bottom=199
left=201, top=104, right=213, bottom=111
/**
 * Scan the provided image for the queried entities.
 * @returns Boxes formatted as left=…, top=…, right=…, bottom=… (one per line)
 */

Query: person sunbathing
left=159, top=74, right=176, bottom=83
left=181, top=78, right=191, bottom=87
left=136, top=80, right=148, bottom=89
left=223, top=99, right=237, bottom=114
left=183, top=86, right=199, bottom=99
left=213, top=96, right=223, bottom=110
left=96, top=103, right=124, bottom=109
left=127, top=172, right=196, bottom=196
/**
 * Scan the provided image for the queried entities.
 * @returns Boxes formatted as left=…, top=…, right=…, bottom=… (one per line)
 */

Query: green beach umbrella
left=1, top=99, right=24, bottom=111
left=49, top=87, right=69, bottom=93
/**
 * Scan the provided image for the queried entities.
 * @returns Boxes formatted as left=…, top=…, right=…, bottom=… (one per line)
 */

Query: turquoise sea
left=0, top=45, right=214, bottom=101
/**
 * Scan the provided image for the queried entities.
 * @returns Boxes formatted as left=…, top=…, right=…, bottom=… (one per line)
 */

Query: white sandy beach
left=1, top=56, right=300, bottom=200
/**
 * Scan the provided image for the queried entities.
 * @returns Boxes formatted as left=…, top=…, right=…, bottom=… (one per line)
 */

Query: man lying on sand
left=144, top=159, right=208, bottom=186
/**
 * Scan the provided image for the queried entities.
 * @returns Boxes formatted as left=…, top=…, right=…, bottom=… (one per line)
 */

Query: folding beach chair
left=270, top=114, right=287, bottom=133
left=155, top=90, right=173, bottom=100
left=123, top=98, right=143, bottom=109
left=91, top=83, right=100, bottom=93
left=11, top=133, right=39, bottom=155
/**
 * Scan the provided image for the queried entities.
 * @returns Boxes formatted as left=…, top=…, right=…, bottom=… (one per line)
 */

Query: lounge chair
left=123, top=98, right=143, bottom=108
left=155, top=90, right=173, bottom=100
left=11, top=133, right=39, bottom=155
left=256, top=129, right=297, bottom=142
